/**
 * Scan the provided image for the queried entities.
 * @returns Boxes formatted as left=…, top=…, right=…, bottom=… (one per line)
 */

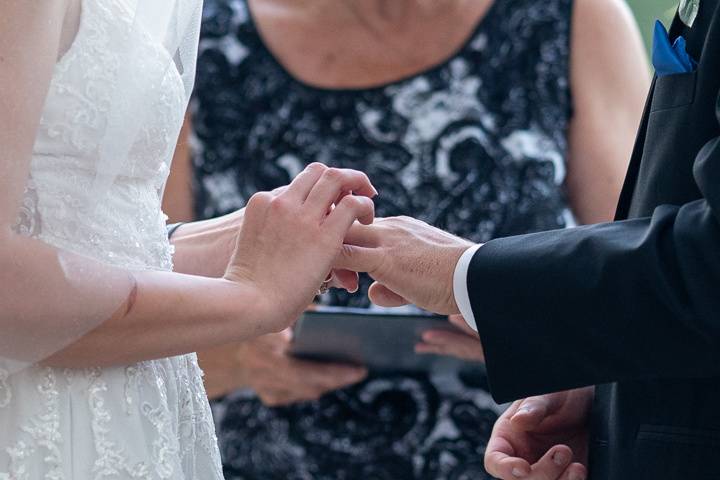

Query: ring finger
left=284, top=163, right=328, bottom=200
left=305, top=168, right=377, bottom=219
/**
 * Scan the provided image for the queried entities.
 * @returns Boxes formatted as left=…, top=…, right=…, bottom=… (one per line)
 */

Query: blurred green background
left=626, top=0, right=680, bottom=51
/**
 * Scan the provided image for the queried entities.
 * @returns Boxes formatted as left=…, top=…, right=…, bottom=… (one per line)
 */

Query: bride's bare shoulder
left=0, top=0, right=70, bottom=22
left=0, top=0, right=74, bottom=62
left=0, top=0, right=71, bottom=42
left=0, top=0, right=72, bottom=181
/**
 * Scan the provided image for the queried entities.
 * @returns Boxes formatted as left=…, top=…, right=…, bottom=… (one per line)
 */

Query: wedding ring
left=317, top=273, right=333, bottom=295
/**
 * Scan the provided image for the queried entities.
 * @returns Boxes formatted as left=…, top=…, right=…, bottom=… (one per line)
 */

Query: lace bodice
left=1, top=1, right=223, bottom=478
left=15, top=0, right=186, bottom=270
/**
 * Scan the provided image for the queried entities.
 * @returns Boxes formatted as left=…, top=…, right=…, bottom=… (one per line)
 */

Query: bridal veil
left=0, top=0, right=202, bottom=374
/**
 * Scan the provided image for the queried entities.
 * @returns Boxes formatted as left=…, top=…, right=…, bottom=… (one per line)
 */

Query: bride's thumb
left=368, top=282, right=409, bottom=307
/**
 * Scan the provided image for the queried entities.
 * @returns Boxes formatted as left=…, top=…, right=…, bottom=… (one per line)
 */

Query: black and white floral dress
left=191, top=0, right=574, bottom=478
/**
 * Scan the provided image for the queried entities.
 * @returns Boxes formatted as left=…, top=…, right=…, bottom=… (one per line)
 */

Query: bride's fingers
left=324, top=195, right=375, bottom=238
left=285, top=163, right=328, bottom=200
left=331, top=269, right=359, bottom=293
left=306, top=169, right=377, bottom=219
left=368, top=282, right=408, bottom=307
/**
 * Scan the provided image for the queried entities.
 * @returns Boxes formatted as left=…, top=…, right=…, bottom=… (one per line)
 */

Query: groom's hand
left=485, top=388, right=592, bottom=480
left=335, top=216, right=475, bottom=315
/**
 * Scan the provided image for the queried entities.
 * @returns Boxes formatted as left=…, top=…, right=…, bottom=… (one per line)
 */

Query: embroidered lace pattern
left=0, top=1, right=223, bottom=478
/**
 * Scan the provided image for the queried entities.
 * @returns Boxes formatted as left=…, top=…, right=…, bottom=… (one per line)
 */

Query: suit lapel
left=614, top=77, right=655, bottom=220
left=614, top=5, right=708, bottom=220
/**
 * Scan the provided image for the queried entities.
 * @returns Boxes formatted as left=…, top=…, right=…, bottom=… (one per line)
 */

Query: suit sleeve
left=470, top=116, right=720, bottom=404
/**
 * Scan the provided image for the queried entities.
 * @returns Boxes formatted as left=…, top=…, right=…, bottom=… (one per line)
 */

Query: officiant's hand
left=225, top=163, right=376, bottom=332
left=336, top=216, right=474, bottom=315
left=199, top=329, right=367, bottom=404
left=484, top=387, right=592, bottom=480
left=415, top=314, right=484, bottom=362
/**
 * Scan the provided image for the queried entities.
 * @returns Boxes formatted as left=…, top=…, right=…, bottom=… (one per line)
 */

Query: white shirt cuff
left=453, top=244, right=483, bottom=331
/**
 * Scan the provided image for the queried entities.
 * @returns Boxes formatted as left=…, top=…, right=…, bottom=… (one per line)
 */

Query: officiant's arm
left=162, top=115, right=244, bottom=278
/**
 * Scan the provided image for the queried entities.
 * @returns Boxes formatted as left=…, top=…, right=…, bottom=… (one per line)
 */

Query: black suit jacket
left=469, top=2, right=720, bottom=479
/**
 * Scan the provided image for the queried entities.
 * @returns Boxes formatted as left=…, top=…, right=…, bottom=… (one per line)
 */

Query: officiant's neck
left=306, top=0, right=463, bottom=24
left=350, top=0, right=460, bottom=20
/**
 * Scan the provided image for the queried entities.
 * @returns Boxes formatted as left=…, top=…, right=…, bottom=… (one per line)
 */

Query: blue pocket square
left=652, top=20, right=697, bottom=76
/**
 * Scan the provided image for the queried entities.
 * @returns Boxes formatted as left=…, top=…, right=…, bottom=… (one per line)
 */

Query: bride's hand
left=224, top=163, right=377, bottom=332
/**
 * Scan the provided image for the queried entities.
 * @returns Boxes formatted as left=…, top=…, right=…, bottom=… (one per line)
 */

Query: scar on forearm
left=122, top=277, right=139, bottom=318
left=111, top=276, right=139, bottom=321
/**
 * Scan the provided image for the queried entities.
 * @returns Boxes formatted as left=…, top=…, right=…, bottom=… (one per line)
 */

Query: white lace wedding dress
left=0, top=0, right=224, bottom=478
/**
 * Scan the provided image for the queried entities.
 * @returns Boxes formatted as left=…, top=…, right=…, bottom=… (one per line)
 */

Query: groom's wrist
left=452, top=244, right=483, bottom=331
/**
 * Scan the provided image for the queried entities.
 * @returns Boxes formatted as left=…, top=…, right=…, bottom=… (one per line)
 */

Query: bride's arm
left=0, top=1, right=270, bottom=368
left=1, top=1, right=376, bottom=369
